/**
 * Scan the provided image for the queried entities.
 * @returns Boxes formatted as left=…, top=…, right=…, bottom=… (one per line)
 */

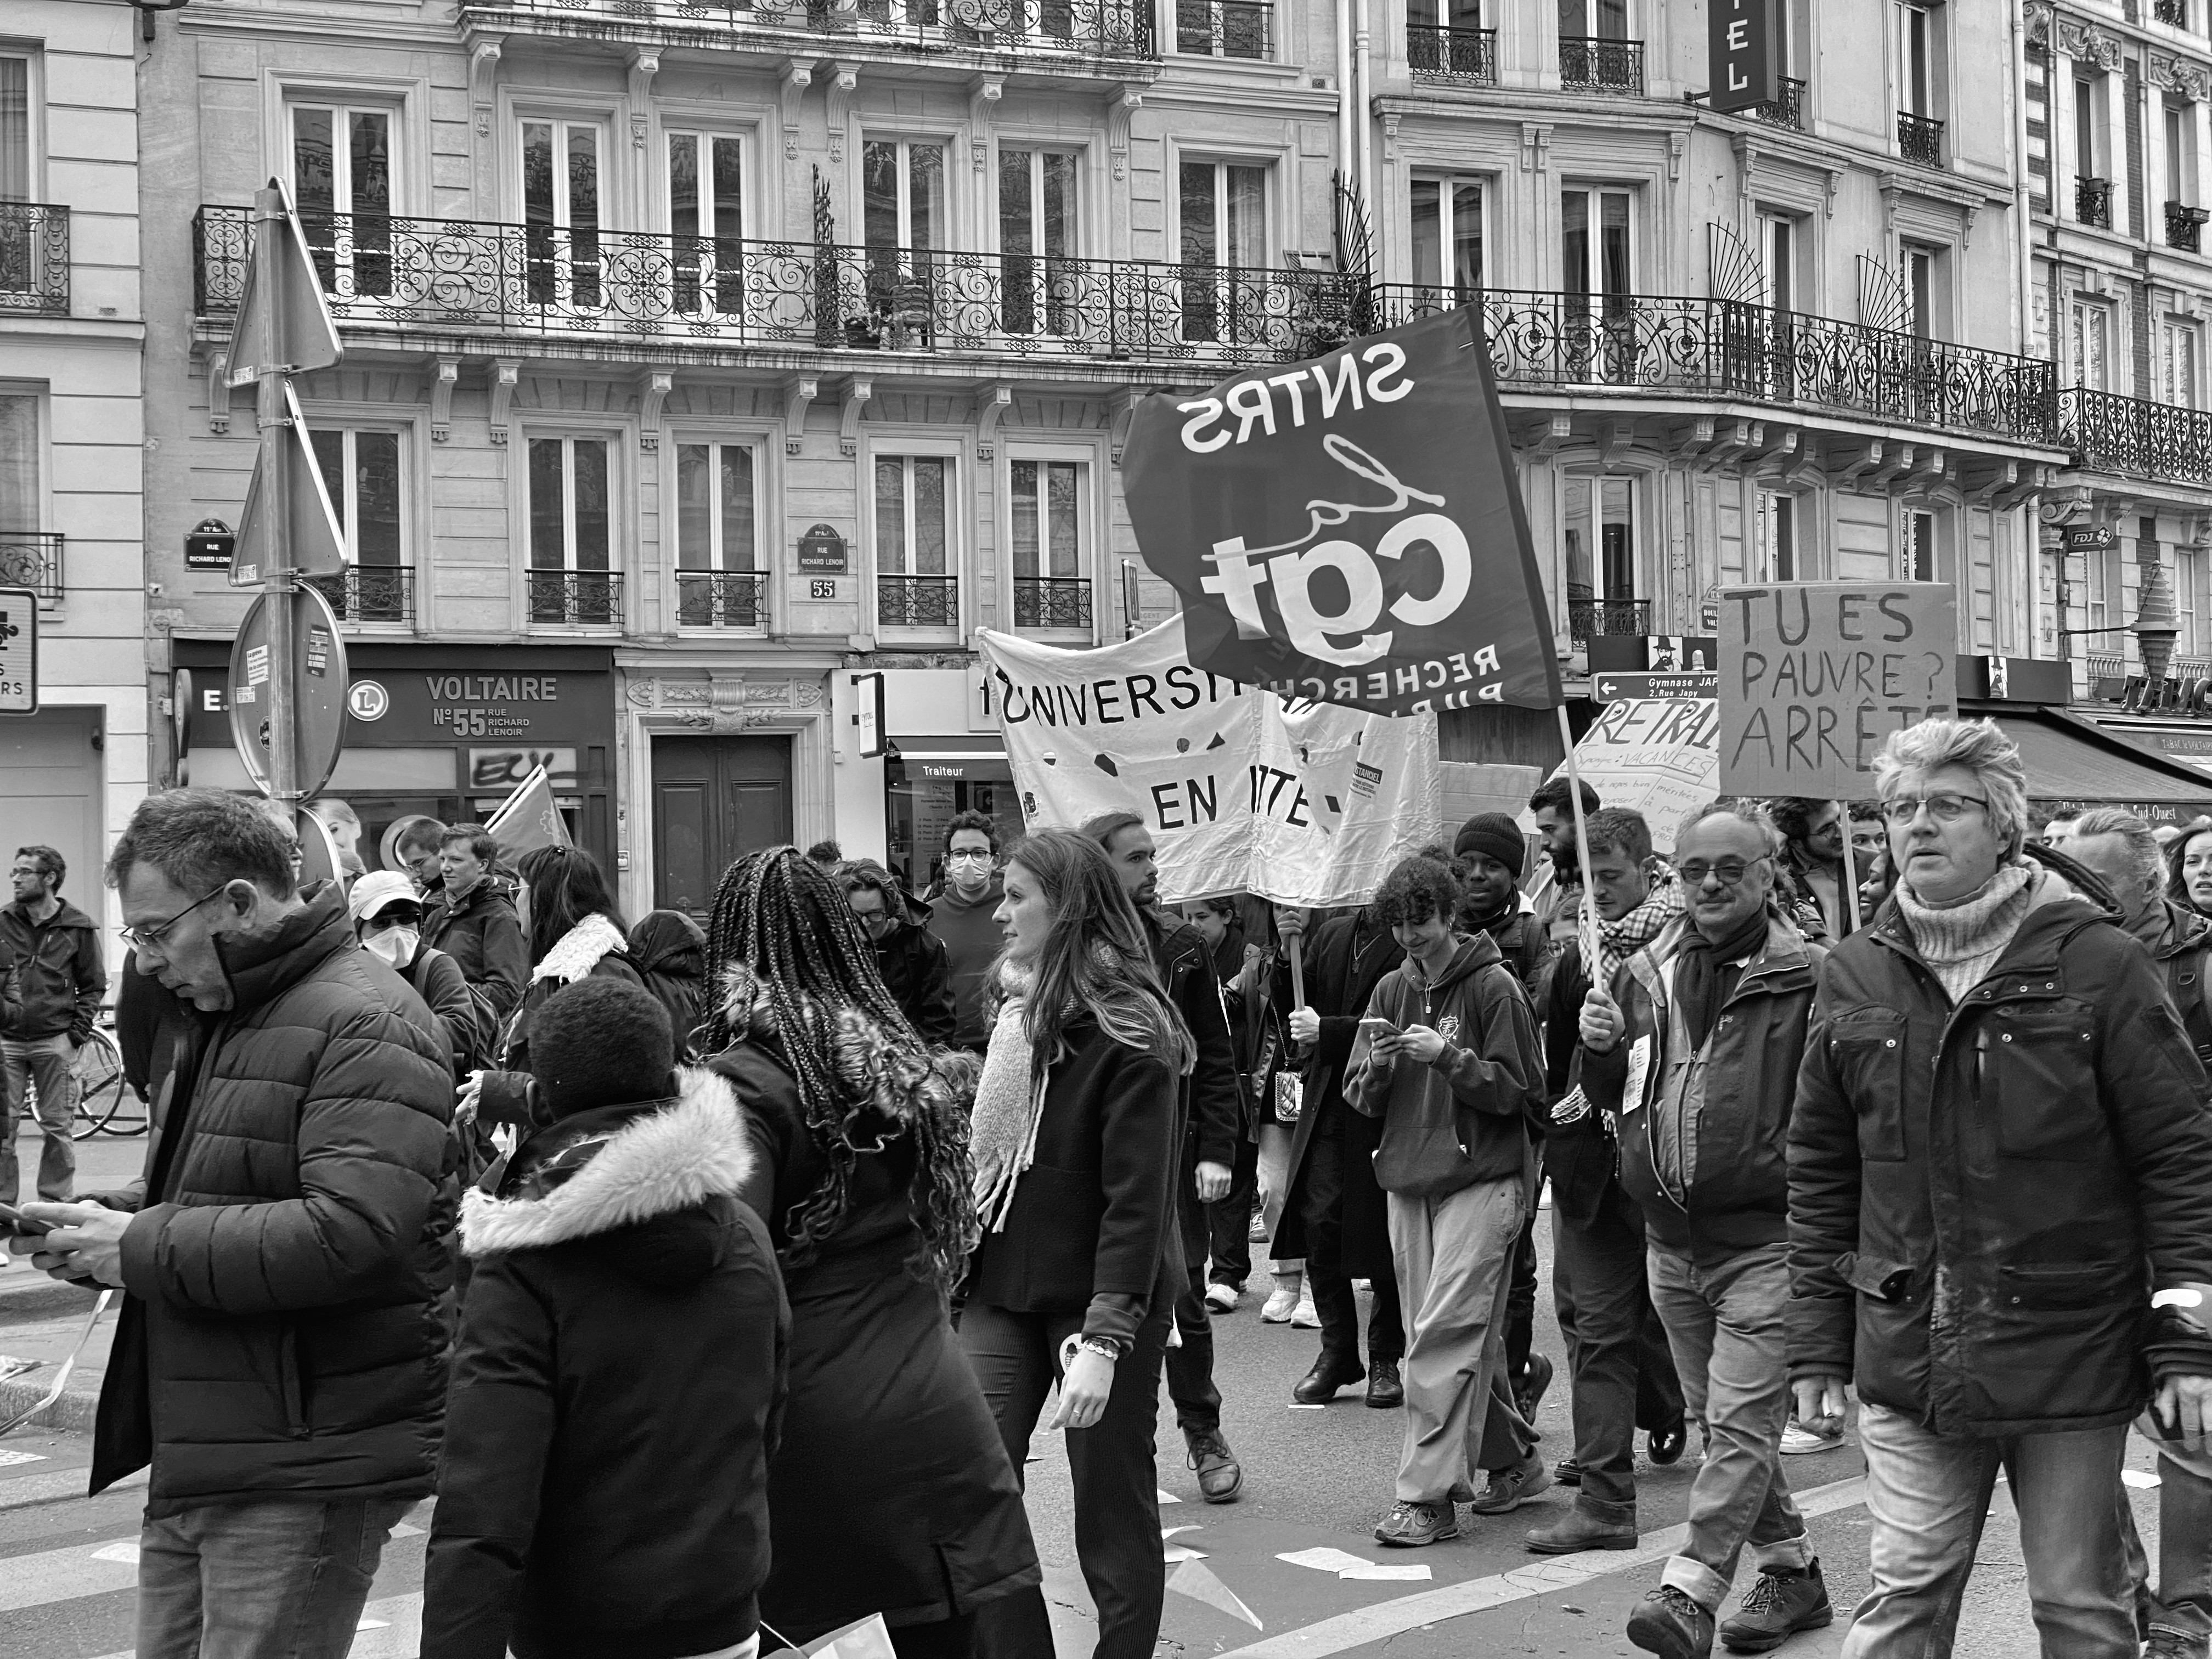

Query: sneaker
left=1291, top=1283, right=1321, bottom=1328
left=1261, top=1278, right=1301, bottom=1323
left=1472, top=1451, right=1554, bottom=1515
left=1248, top=1209, right=1268, bottom=1243
left=1514, top=1352, right=1555, bottom=1423
left=2145, top=1629, right=2208, bottom=1659
left=1627, top=1585, right=1715, bottom=1658
left=1778, top=1422, right=1845, bottom=1457
left=1718, top=1559, right=1833, bottom=1654
left=1374, top=1499, right=1459, bottom=1548
left=1186, top=1429, right=1243, bottom=1503
left=1204, top=1281, right=1240, bottom=1313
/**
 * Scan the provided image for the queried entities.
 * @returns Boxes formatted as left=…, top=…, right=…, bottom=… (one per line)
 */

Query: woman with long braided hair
left=699, top=847, right=1037, bottom=1657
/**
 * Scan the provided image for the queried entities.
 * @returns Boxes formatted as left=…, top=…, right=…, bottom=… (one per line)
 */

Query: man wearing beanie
left=422, top=978, right=788, bottom=1659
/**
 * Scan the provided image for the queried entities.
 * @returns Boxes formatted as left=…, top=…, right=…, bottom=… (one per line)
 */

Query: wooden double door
left=652, top=736, right=792, bottom=922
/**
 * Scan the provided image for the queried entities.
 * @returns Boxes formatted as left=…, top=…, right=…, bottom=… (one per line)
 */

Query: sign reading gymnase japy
left=1120, top=306, right=1561, bottom=719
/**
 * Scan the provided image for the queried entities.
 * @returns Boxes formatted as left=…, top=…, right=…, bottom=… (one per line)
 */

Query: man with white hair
left=1789, top=718, right=2212, bottom=1657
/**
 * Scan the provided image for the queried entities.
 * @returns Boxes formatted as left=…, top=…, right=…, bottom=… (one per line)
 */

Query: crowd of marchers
left=4, top=713, right=2212, bottom=1659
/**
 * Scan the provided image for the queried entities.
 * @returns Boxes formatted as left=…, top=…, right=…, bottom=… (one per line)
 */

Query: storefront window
left=885, top=765, right=1022, bottom=896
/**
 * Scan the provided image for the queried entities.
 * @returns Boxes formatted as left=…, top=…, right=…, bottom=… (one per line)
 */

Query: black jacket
left=0, top=898, right=105, bottom=1042
left=924, top=876, right=1005, bottom=1050
left=422, top=1074, right=787, bottom=1659
left=403, top=944, right=487, bottom=1079
left=1788, top=865, right=2212, bottom=1436
left=872, top=911, right=958, bottom=1047
left=1144, top=911, right=1239, bottom=1169
left=422, top=879, right=529, bottom=1021
left=2134, top=896, right=2212, bottom=1068
left=627, top=911, right=709, bottom=1058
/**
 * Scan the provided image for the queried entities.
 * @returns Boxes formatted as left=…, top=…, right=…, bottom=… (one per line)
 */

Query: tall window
left=1760, top=493, right=1798, bottom=582
left=2166, top=317, right=2201, bottom=408
left=675, top=441, right=758, bottom=628
left=1899, top=3, right=1933, bottom=115
left=876, top=454, right=955, bottom=629
left=2180, top=543, right=2204, bottom=660
left=998, top=146, right=1076, bottom=335
left=0, top=391, right=37, bottom=539
left=1, top=55, right=31, bottom=202
left=1904, top=508, right=1937, bottom=582
left=1410, top=176, right=1483, bottom=298
left=2072, top=297, right=2112, bottom=390
left=1012, top=459, right=1082, bottom=580
left=1563, top=477, right=1635, bottom=602
left=1904, top=243, right=1937, bottom=338
left=668, top=131, right=742, bottom=315
left=2075, top=77, right=2102, bottom=183
left=522, top=120, right=601, bottom=309
left=1558, top=0, right=1628, bottom=40
left=292, top=105, right=392, bottom=297
left=1759, top=213, right=1796, bottom=313
left=309, top=428, right=403, bottom=620
left=1179, top=160, right=1266, bottom=343
left=2169, top=100, right=2196, bottom=207
left=528, top=436, right=613, bottom=623
left=1563, top=187, right=1632, bottom=379
left=864, top=139, right=945, bottom=250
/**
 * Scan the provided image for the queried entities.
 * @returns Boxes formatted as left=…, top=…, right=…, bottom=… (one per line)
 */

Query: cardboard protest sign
left=978, top=617, right=1438, bottom=907
left=1524, top=696, right=1720, bottom=856
left=1717, top=583, right=1957, bottom=796
left=1119, top=307, right=1561, bottom=719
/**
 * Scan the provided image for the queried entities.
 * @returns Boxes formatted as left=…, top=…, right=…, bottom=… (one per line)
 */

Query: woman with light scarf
left=961, top=828, right=1193, bottom=1659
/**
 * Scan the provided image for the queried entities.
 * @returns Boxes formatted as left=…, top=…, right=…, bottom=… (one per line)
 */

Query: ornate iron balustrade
left=1175, top=0, right=1269, bottom=57
left=0, top=533, right=63, bottom=605
left=1559, top=36, right=1643, bottom=92
left=2076, top=177, right=2114, bottom=229
left=195, top=207, right=1364, bottom=369
left=2058, top=387, right=2212, bottom=484
left=2157, top=0, right=2188, bottom=24
left=1407, top=24, right=1496, bottom=80
left=464, top=0, right=1156, bottom=58
left=1754, top=76, right=1806, bottom=130
left=677, top=569, right=767, bottom=628
left=1373, top=286, right=2059, bottom=444
left=1568, top=597, right=1651, bottom=642
left=1013, top=575, right=1093, bottom=629
left=304, top=566, right=415, bottom=624
left=0, top=204, right=69, bottom=315
left=527, top=569, right=623, bottom=627
left=878, top=574, right=959, bottom=628
left=1897, top=110, right=1944, bottom=167
left=2170, top=201, right=2211, bottom=252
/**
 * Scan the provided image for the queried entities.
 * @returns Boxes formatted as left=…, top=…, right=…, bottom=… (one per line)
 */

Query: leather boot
left=1292, top=1354, right=1365, bottom=1404
left=1365, top=1357, right=1404, bottom=1408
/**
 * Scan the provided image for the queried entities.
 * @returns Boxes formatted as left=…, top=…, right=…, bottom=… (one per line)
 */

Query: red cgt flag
left=485, top=765, right=571, bottom=858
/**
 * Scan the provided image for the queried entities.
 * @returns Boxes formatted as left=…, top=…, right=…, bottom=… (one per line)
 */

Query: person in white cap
left=350, top=871, right=486, bottom=1080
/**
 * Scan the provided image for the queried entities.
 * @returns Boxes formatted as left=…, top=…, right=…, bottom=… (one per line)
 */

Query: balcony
left=1372, top=286, right=2060, bottom=445
left=1897, top=109, right=1944, bottom=168
left=1753, top=76, right=1806, bottom=131
left=1407, top=22, right=1496, bottom=80
left=1175, top=0, right=1269, bottom=58
left=1559, top=35, right=1643, bottom=92
left=676, top=569, right=768, bottom=628
left=878, top=573, right=959, bottom=628
left=1568, top=597, right=1651, bottom=643
left=0, top=204, right=69, bottom=316
left=2170, top=201, right=2211, bottom=252
left=462, top=0, right=1156, bottom=63
left=304, top=565, right=415, bottom=625
left=527, top=569, right=623, bottom=627
left=2157, top=0, right=2187, bottom=24
left=1013, top=575, right=1093, bottom=629
left=195, top=207, right=1365, bottom=370
left=2076, top=177, right=2115, bottom=230
left=2058, top=387, right=2212, bottom=486
left=0, top=533, right=63, bottom=606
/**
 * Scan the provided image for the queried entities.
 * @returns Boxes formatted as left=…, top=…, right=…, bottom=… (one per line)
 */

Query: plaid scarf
left=1596, top=875, right=1686, bottom=984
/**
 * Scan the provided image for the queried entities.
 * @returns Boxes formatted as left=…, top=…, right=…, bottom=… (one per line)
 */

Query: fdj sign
left=1708, top=0, right=1780, bottom=114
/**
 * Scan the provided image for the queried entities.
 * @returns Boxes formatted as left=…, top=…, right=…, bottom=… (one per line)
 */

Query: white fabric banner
left=1519, top=697, right=1720, bottom=856
left=978, top=618, right=1440, bottom=908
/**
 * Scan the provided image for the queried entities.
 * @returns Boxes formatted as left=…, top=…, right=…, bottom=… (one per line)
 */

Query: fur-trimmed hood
left=531, top=911, right=630, bottom=985
left=461, top=1068, right=758, bottom=1283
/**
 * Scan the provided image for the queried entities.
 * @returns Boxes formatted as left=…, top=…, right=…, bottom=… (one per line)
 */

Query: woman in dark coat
left=960, top=830, right=1190, bottom=1659
left=700, top=848, right=1037, bottom=1657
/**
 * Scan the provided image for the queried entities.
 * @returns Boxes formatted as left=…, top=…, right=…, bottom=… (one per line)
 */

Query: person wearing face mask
left=349, top=871, right=486, bottom=1080
left=924, top=812, right=1007, bottom=1056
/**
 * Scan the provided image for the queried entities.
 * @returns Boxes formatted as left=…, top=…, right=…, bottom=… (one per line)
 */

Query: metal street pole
left=251, top=183, right=298, bottom=803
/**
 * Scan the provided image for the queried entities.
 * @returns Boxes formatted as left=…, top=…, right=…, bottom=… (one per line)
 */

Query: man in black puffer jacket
left=13, top=790, right=455, bottom=1659
left=423, top=979, right=788, bottom=1659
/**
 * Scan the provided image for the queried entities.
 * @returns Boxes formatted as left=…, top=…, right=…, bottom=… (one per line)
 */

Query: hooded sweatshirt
left=1345, top=932, right=1545, bottom=1197
left=927, top=873, right=1006, bottom=1049
left=421, top=1069, right=789, bottom=1659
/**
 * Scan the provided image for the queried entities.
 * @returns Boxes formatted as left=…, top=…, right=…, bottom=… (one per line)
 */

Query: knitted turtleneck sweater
left=1893, top=861, right=2038, bottom=1005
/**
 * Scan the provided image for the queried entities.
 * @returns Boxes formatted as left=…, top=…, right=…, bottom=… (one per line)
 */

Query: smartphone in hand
left=0, top=1203, right=54, bottom=1237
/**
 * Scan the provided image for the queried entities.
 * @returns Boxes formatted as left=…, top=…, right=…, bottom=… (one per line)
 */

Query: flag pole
left=1554, top=703, right=1601, bottom=974
left=1839, top=805, right=1858, bottom=939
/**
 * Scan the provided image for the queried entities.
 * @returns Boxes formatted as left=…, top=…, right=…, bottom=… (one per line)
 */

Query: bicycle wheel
left=72, top=1031, right=130, bottom=1138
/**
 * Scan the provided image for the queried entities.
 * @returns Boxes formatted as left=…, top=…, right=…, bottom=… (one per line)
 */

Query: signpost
left=227, top=582, right=349, bottom=802
left=0, top=587, right=38, bottom=716
left=1592, top=670, right=1720, bottom=704
left=1708, top=0, right=1781, bottom=114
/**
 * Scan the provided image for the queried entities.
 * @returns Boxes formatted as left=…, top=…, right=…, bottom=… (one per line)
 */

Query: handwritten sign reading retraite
left=1717, top=582, right=1957, bottom=797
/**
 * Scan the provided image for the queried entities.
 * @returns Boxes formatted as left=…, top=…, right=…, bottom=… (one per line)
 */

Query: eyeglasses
left=119, top=884, right=229, bottom=951
left=851, top=907, right=895, bottom=932
left=1880, top=792, right=1990, bottom=826
left=1675, top=856, right=1770, bottom=889
left=945, top=850, right=993, bottom=865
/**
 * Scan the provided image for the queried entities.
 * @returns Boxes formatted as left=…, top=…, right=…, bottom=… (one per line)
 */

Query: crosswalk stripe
left=0, top=1466, right=145, bottom=1511
left=74, top=1590, right=424, bottom=1659
left=0, top=1538, right=142, bottom=1612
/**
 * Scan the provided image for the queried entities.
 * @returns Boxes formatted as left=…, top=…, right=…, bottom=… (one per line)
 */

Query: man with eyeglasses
left=923, top=811, right=1006, bottom=1056
left=843, top=859, right=956, bottom=1046
left=1790, top=718, right=2212, bottom=1659
left=1579, top=802, right=1833, bottom=1659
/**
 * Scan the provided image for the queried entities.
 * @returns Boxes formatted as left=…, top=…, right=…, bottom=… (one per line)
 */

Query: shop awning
left=1970, top=704, right=2212, bottom=819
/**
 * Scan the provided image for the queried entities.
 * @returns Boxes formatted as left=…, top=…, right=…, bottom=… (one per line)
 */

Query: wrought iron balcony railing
left=464, top=0, right=1156, bottom=58
left=1013, top=575, right=1093, bottom=629
left=0, top=533, right=63, bottom=605
left=1407, top=22, right=1496, bottom=80
left=195, top=207, right=1366, bottom=369
left=2170, top=201, right=2211, bottom=252
left=1568, top=596, right=1651, bottom=642
left=878, top=573, right=959, bottom=628
left=1753, top=76, right=1806, bottom=131
left=1559, top=36, right=1643, bottom=92
left=2157, top=0, right=2187, bottom=25
left=304, top=565, right=415, bottom=624
left=677, top=569, right=768, bottom=628
left=527, top=569, right=623, bottom=627
left=2077, top=177, right=2115, bottom=229
left=1897, top=110, right=1944, bottom=168
left=2058, top=387, right=2212, bottom=485
left=1373, top=286, right=2061, bottom=445
left=0, top=204, right=69, bottom=315
left=1175, top=0, right=1269, bottom=57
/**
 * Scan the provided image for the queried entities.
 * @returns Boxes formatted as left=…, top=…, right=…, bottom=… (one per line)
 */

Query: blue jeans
left=1849, top=1401, right=2136, bottom=1657
left=2128, top=1410, right=2212, bottom=1653
left=137, top=1497, right=411, bottom=1659
left=1, top=1034, right=77, bottom=1202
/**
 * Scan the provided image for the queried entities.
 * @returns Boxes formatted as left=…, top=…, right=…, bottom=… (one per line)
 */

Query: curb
left=0, top=1276, right=103, bottom=1321
left=0, top=1372, right=101, bottom=1435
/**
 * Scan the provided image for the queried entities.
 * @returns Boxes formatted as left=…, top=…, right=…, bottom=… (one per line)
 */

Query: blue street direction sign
left=1591, top=670, right=1720, bottom=704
